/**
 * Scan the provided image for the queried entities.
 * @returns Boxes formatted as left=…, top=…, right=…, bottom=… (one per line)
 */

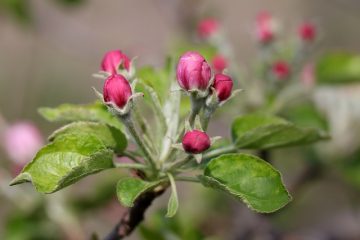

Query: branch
left=259, top=150, right=271, bottom=163
left=104, top=187, right=166, bottom=240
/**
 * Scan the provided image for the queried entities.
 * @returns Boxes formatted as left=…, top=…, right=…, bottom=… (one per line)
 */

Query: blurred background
left=1, top=0, right=360, bottom=239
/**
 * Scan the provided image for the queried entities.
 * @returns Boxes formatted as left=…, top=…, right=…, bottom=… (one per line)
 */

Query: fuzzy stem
left=167, top=155, right=193, bottom=171
left=120, top=114, right=157, bottom=174
left=114, top=163, right=148, bottom=170
left=188, top=93, right=204, bottom=127
left=202, top=145, right=237, bottom=160
left=133, top=106, right=151, bottom=138
left=175, top=176, right=200, bottom=183
left=202, top=106, right=216, bottom=131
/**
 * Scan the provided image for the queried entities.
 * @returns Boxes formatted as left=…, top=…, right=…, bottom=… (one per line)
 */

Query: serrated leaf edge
left=200, top=153, right=292, bottom=213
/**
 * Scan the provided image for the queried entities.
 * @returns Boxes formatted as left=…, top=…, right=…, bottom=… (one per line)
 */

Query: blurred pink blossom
left=298, top=22, right=316, bottom=42
left=3, top=122, right=43, bottom=166
left=212, top=54, right=228, bottom=73
left=197, top=18, right=220, bottom=39
left=255, top=11, right=277, bottom=44
left=272, top=61, right=291, bottom=80
left=301, top=63, right=315, bottom=87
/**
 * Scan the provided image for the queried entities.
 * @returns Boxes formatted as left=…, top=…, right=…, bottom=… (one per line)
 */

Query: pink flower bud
left=298, top=22, right=316, bottom=42
left=272, top=61, right=291, bottom=80
left=101, top=50, right=131, bottom=74
left=176, top=51, right=212, bottom=91
left=212, top=54, right=228, bottom=73
left=103, top=74, right=132, bottom=109
left=197, top=18, right=219, bottom=39
left=182, top=130, right=211, bottom=154
left=3, top=122, right=43, bottom=165
left=213, top=73, right=233, bottom=101
left=255, top=11, right=275, bottom=44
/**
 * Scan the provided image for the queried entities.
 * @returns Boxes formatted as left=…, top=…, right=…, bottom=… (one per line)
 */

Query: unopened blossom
left=176, top=51, right=212, bottom=91
left=101, top=50, right=131, bottom=74
left=103, top=74, right=132, bottom=109
left=213, top=73, right=233, bottom=101
left=182, top=130, right=211, bottom=154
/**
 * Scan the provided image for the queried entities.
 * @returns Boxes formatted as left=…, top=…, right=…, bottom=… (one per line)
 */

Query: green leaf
left=200, top=153, right=291, bottom=213
left=116, top=177, right=161, bottom=207
left=49, top=122, right=127, bottom=154
left=231, top=113, right=328, bottom=149
left=137, top=66, right=171, bottom=103
left=166, top=174, right=179, bottom=218
left=38, top=102, right=123, bottom=130
left=316, top=53, right=360, bottom=84
left=281, top=102, right=328, bottom=131
left=10, top=133, right=114, bottom=193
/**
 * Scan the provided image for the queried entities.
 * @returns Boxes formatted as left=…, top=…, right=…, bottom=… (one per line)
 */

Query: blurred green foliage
left=340, top=149, right=360, bottom=190
left=5, top=205, right=62, bottom=240
left=139, top=210, right=206, bottom=240
left=55, top=0, right=84, bottom=7
left=172, top=43, right=217, bottom=62
left=0, top=0, right=31, bottom=23
left=281, top=102, right=328, bottom=131
left=0, top=0, right=85, bottom=24
left=316, top=53, right=360, bottom=84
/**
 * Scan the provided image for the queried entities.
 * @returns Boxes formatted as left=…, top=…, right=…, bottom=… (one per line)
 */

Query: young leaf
left=137, top=66, right=171, bottom=103
left=49, top=122, right=127, bottom=154
left=231, top=113, right=328, bottom=149
left=38, top=102, right=123, bottom=130
left=200, top=153, right=291, bottom=213
left=10, top=133, right=114, bottom=193
left=166, top=174, right=179, bottom=218
left=116, top=178, right=162, bottom=207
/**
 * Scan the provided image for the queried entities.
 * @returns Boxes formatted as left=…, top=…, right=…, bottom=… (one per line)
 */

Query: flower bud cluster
left=100, top=50, right=139, bottom=115
left=176, top=51, right=235, bottom=156
left=252, top=13, right=316, bottom=85
left=176, top=51, right=233, bottom=103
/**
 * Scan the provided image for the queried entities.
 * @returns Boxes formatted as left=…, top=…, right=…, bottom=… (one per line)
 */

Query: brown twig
left=259, top=150, right=271, bottom=163
left=103, top=187, right=166, bottom=240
